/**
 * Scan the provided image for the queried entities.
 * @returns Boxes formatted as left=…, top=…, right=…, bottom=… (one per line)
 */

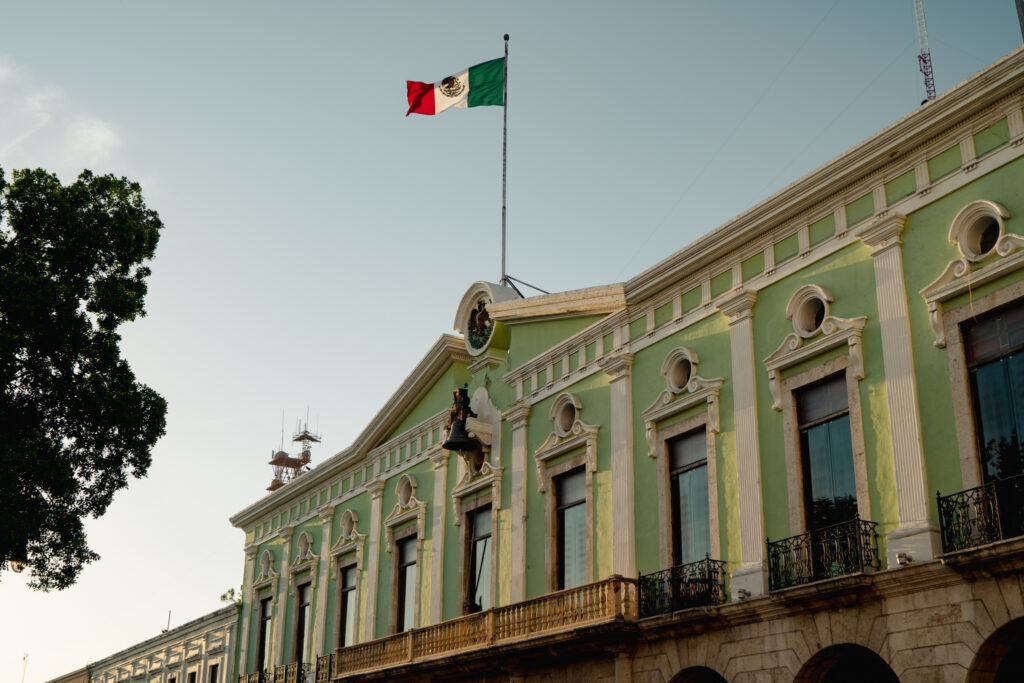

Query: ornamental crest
left=439, top=75, right=465, bottom=98
left=467, top=299, right=493, bottom=350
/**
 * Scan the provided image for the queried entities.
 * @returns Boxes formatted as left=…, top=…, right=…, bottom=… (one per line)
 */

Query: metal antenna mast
left=914, top=0, right=936, bottom=102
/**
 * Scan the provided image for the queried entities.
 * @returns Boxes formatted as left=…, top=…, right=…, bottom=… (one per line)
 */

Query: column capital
left=277, top=525, right=294, bottom=543
left=502, top=401, right=531, bottom=429
left=856, top=212, right=906, bottom=255
left=244, top=543, right=259, bottom=559
left=317, top=503, right=336, bottom=525
left=717, top=288, right=758, bottom=323
left=365, top=478, right=387, bottom=499
left=429, top=447, right=449, bottom=469
left=598, top=351, right=634, bottom=381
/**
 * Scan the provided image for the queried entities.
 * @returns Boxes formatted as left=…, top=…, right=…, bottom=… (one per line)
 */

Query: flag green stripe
left=467, top=57, right=505, bottom=107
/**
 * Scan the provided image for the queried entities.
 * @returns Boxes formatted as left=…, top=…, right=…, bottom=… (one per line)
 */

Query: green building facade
left=230, top=49, right=1024, bottom=683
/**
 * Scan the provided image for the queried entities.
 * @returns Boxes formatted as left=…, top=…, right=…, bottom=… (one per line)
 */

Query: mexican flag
left=406, top=57, right=505, bottom=116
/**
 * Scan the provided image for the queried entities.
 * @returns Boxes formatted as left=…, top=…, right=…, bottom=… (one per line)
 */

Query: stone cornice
left=488, top=284, right=626, bottom=324
left=625, top=46, right=1024, bottom=305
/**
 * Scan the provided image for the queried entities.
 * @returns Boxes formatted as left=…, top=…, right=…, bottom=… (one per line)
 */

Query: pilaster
left=238, top=544, right=258, bottom=673
left=856, top=213, right=939, bottom=563
left=598, top=351, right=637, bottom=579
left=361, top=479, right=387, bottom=642
left=717, top=289, right=767, bottom=598
left=428, top=448, right=449, bottom=624
left=313, top=504, right=335, bottom=656
left=502, top=401, right=531, bottom=603
left=272, top=526, right=294, bottom=665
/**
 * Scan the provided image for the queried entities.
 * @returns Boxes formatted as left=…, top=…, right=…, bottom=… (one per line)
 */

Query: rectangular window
left=965, top=301, right=1024, bottom=481
left=555, top=468, right=586, bottom=590
left=797, top=374, right=857, bottom=530
left=395, top=536, right=417, bottom=632
left=257, top=596, right=273, bottom=672
left=188, top=673, right=196, bottom=683
left=338, top=565, right=358, bottom=647
left=668, top=428, right=710, bottom=566
left=294, top=581, right=312, bottom=662
left=464, top=506, right=492, bottom=613
left=208, top=664, right=219, bottom=683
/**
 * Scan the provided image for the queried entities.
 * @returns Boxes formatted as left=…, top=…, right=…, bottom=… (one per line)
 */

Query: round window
left=668, top=357, right=692, bottom=393
left=555, top=401, right=577, bottom=436
left=950, top=200, right=1010, bottom=263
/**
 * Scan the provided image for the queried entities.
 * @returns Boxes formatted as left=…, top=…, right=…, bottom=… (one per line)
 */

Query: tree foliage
left=0, top=166, right=167, bottom=590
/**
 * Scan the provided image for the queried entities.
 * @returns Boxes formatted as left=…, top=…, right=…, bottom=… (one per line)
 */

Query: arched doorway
left=794, top=644, right=897, bottom=683
left=968, top=617, right=1024, bottom=683
left=669, top=666, right=727, bottom=683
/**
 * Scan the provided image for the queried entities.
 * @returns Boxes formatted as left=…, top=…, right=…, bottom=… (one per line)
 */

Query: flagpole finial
left=504, top=34, right=509, bottom=41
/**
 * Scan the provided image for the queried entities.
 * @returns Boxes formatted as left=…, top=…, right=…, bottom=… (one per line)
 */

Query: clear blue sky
left=1, top=2, right=1020, bottom=681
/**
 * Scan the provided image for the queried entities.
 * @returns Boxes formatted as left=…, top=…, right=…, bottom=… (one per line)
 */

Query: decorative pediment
left=330, top=508, right=367, bottom=570
left=252, top=549, right=278, bottom=592
left=534, top=393, right=599, bottom=492
left=384, top=474, right=428, bottom=553
left=920, top=207, right=1024, bottom=347
left=451, top=460, right=504, bottom=522
left=764, top=315, right=867, bottom=411
left=288, top=530, right=320, bottom=589
left=642, top=375, right=724, bottom=458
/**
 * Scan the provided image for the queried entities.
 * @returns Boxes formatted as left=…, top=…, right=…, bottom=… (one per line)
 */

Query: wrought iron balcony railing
left=767, top=518, right=879, bottom=591
left=238, top=672, right=270, bottom=683
left=937, top=473, right=1024, bottom=553
left=637, top=556, right=726, bottom=618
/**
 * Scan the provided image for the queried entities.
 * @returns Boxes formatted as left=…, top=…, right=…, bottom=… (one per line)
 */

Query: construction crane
left=914, top=0, right=936, bottom=102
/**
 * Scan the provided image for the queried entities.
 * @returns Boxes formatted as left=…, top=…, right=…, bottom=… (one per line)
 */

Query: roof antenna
left=162, top=610, right=171, bottom=633
left=913, top=0, right=937, bottom=102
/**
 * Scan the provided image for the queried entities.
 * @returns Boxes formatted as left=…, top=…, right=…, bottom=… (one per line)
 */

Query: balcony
left=937, top=473, right=1024, bottom=553
left=637, top=556, right=726, bottom=618
left=314, top=575, right=636, bottom=680
left=767, top=518, right=879, bottom=591
left=239, top=673, right=269, bottom=683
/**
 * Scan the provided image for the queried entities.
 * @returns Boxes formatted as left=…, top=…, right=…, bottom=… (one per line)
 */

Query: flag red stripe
left=406, top=81, right=435, bottom=116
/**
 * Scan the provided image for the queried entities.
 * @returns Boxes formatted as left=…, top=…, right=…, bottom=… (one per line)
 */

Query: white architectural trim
left=383, top=474, right=428, bottom=554
left=360, top=479, right=386, bottom=642
left=765, top=315, right=867, bottom=411
left=312, top=504, right=334, bottom=657
left=857, top=213, right=939, bottom=564
left=428, top=447, right=448, bottom=625
left=502, top=402, right=530, bottom=603
left=599, top=351, right=637, bottom=579
left=717, top=288, right=767, bottom=599
left=329, top=509, right=367, bottom=571
left=920, top=209, right=1024, bottom=347
left=288, top=530, right=319, bottom=591
left=642, top=375, right=725, bottom=457
left=533, top=394, right=599, bottom=493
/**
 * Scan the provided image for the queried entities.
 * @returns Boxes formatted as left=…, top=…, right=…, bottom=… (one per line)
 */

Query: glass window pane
left=561, top=502, right=587, bottom=588
left=474, top=507, right=492, bottom=538
left=472, top=535, right=491, bottom=610
left=797, top=374, right=848, bottom=425
left=673, top=464, right=710, bottom=564
left=801, top=414, right=857, bottom=529
left=669, top=430, right=706, bottom=470
left=401, top=563, right=417, bottom=630
left=556, top=469, right=585, bottom=506
left=973, top=360, right=1019, bottom=480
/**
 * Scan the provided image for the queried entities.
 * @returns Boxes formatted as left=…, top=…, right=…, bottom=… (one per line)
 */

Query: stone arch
left=668, top=666, right=727, bottom=683
left=967, top=617, right=1024, bottom=683
left=794, top=644, right=897, bottom=683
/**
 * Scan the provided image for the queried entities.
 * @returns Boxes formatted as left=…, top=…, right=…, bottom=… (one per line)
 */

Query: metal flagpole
left=501, top=33, right=509, bottom=287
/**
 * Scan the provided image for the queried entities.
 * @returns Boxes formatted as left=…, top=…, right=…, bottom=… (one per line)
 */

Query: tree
left=0, top=166, right=167, bottom=590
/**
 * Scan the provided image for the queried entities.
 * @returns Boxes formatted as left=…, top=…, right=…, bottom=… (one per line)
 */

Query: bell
left=442, top=417, right=478, bottom=454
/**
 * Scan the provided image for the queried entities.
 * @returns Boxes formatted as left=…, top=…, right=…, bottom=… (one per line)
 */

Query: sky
left=0, top=1, right=1021, bottom=681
